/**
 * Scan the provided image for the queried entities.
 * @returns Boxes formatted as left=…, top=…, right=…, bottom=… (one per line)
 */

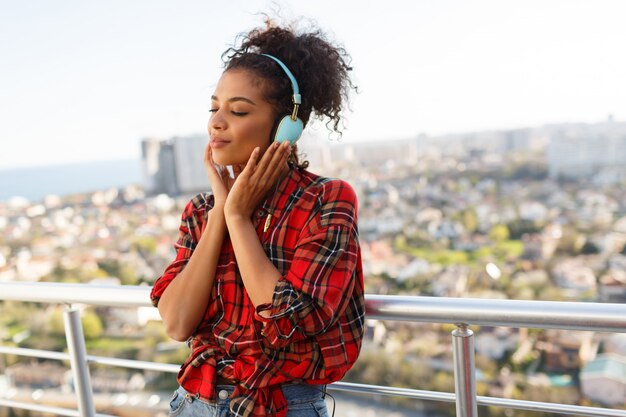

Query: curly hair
left=221, top=19, right=356, bottom=168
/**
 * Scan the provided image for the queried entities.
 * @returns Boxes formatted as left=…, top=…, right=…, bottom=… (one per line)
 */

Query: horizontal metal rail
left=366, top=295, right=626, bottom=332
left=3, top=281, right=626, bottom=332
left=2, top=281, right=626, bottom=417
left=0, top=399, right=114, bottom=417
left=333, top=383, right=626, bottom=417
left=4, top=345, right=625, bottom=417
left=0, top=281, right=150, bottom=307
left=0, top=346, right=180, bottom=373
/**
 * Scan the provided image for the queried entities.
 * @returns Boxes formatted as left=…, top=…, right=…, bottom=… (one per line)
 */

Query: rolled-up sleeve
left=150, top=194, right=210, bottom=307
left=254, top=181, right=359, bottom=348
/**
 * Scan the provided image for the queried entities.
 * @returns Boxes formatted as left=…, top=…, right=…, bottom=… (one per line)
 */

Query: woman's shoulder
left=295, top=169, right=358, bottom=230
left=179, top=192, right=214, bottom=219
left=298, top=169, right=357, bottom=204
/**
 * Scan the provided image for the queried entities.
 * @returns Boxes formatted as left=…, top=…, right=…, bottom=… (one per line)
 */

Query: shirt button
left=218, top=390, right=229, bottom=400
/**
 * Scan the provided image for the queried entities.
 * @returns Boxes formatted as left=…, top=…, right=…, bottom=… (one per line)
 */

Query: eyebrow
left=210, top=95, right=256, bottom=105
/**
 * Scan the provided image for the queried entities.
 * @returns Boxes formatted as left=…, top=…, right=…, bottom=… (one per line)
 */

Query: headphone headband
left=260, top=54, right=301, bottom=106
left=258, top=53, right=304, bottom=144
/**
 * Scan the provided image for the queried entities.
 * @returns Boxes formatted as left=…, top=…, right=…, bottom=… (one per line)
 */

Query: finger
left=257, top=141, right=286, bottom=183
left=207, top=145, right=215, bottom=164
left=204, top=146, right=217, bottom=174
left=265, top=142, right=291, bottom=179
left=205, top=147, right=225, bottom=184
left=204, top=143, right=211, bottom=166
left=240, top=147, right=261, bottom=178
left=254, top=141, right=281, bottom=178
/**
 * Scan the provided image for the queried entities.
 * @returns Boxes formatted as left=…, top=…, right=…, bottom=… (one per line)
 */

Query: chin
left=212, top=156, right=228, bottom=166
left=213, top=153, right=244, bottom=167
left=211, top=150, right=231, bottom=166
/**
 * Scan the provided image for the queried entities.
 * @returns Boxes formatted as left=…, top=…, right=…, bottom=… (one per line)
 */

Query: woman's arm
left=223, top=142, right=291, bottom=310
left=157, top=204, right=226, bottom=341
left=230, top=179, right=362, bottom=349
left=156, top=145, right=237, bottom=341
left=225, top=215, right=281, bottom=311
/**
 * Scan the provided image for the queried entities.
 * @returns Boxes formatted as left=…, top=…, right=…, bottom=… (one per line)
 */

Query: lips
left=210, top=137, right=231, bottom=148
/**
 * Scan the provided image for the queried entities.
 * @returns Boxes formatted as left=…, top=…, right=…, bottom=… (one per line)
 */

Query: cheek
left=241, top=118, right=273, bottom=146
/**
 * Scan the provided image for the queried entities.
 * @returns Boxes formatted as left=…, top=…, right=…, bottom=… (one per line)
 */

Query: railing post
left=452, top=323, right=478, bottom=417
left=64, top=305, right=96, bottom=417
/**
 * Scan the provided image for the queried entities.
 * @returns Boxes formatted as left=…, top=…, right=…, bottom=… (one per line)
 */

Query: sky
left=2, top=0, right=626, bottom=169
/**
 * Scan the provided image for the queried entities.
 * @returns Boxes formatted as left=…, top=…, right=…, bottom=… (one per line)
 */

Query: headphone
left=260, top=53, right=304, bottom=144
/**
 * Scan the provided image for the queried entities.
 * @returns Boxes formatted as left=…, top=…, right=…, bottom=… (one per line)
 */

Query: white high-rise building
left=547, top=127, right=626, bottom=181
left=141, top=138, right=162, bottom=194
left=173, top=135, right=210, bottom=195
left=141, top=135, right=209, bottom=196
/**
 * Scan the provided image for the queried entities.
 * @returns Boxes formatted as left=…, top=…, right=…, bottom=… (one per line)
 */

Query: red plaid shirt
left=150, top=166, right=365, bottom=417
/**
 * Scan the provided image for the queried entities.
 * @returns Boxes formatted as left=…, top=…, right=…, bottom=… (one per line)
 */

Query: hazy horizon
left=4, top=116, right=623, bottom=171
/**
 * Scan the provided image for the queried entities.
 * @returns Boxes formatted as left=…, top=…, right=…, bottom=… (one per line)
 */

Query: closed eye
left=208, top=109, right=248, bottom=116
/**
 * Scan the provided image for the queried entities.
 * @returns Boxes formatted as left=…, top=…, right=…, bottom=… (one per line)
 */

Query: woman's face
left=208, top=69, right=276, bottom=166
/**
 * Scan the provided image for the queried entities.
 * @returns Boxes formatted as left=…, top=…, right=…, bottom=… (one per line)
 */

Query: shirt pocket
left=263, top=223, right=298, bottom=274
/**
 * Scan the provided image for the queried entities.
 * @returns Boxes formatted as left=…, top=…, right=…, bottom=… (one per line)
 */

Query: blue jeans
left=168, top=384, right=329, bottom=417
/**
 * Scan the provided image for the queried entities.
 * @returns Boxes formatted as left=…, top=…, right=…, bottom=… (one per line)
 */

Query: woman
left=151, top=19, right=365, bottom=417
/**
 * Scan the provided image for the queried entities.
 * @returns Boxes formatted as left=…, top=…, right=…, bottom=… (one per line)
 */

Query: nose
left=209, top=109, right=226, bottom=132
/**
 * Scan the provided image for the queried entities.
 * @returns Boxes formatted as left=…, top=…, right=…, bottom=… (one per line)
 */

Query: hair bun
left=222, top=19, right=356, bottom=138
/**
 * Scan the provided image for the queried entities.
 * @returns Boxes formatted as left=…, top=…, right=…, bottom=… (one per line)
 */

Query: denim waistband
left=213, top=383, right=324, bottom=406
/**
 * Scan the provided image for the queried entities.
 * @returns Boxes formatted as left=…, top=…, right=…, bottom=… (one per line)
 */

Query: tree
left=461, top=208, right=478, bottom=234
left=432, top=371, right=455, bottom=392
left=48, top=309, right=65, bottom=337
left=489, top=224, right=510, bottom=242
left=132, top=236, right=157, bottom=256
left=97, top=259, right=139, bottom=285
left=507, top=219, right=541, bottom=239
left=47, top=308, right=103, bottom=340
left=555, top=228, right=583, bottom=256
left=580, top=241, right=600, bottom=255
left=81, top=311, right=103, bottom=340
left=117, top=264, right=139, bottom=285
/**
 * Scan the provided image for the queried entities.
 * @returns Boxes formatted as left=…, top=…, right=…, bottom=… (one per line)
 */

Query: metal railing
left=1, top=281, right=626, bottom=417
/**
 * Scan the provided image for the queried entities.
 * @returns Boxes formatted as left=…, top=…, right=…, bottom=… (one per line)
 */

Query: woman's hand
left=224, top=141, right=291, bottom=221
left=204, top=144, right=243, bottom=207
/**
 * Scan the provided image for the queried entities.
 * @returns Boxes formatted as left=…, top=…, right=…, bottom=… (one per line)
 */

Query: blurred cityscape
left=2, top=118, right=626, bottom=416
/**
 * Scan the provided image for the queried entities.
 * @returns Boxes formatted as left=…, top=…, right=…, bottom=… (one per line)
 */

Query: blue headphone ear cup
left=274, top=115, right=303, bottom=144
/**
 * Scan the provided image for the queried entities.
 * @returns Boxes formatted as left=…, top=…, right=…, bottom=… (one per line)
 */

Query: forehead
left=213, top=69, right=267, bottom=101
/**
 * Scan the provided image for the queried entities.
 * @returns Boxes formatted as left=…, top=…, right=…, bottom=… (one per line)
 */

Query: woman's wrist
left=212, top=196, right=227, bottom=209
left=203, top=202, right=227, bottom=237
left=225, top=211, right=250, bottom=226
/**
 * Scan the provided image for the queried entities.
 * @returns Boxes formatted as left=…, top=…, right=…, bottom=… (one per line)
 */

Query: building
left=172, top=135, right=210, bottom=194
left=546, top=122, right=626, bottom=181
left=142, top=138, right=163, bottom=194
left=141, top=135, right=209, bottom=196
left=580, top=353, right=626, bottom=406
left=298, top=135, right=420, bottom=171
left=538, top=330, right=597, bottom=373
